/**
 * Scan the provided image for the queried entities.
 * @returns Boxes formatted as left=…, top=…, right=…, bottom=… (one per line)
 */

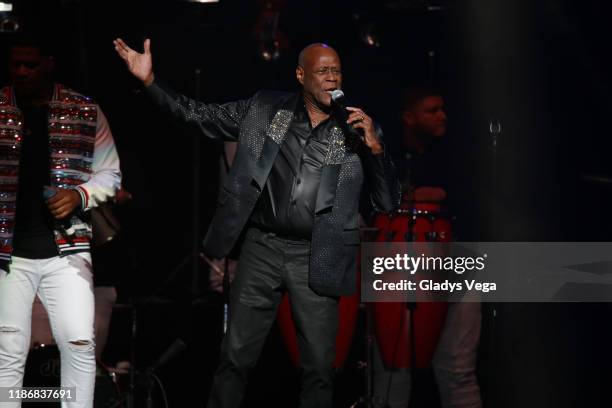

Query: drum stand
left=406, top=301, right=419, bottom=405
left=114, top=298, right=186, bottom=408
left=366, top=303, right=376, bottom=408
left=352, top=303, right=374, bottom=408
left=104, top=300, right=137, bottom=408
left=354, top=303, right=419, bottom=408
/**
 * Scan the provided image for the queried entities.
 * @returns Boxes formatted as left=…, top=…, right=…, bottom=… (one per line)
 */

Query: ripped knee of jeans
left=68, top=339, right=95, bottom=352
left=0, top=325, right=19, bottom=333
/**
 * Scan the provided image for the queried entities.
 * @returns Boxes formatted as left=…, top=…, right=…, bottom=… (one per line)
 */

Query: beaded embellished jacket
left=146, top=81, right=399, bottom=296
left=0, top=84, right=121, bottom=270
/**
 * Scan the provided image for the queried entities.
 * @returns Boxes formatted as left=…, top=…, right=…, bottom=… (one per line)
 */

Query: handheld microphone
left=42, top=186, right=58, bottom=201
left=43, top=186, right=76, bottom=245
left=330, top=90, right=364, bottom=141
left=330, top=89, right=349, bottom=111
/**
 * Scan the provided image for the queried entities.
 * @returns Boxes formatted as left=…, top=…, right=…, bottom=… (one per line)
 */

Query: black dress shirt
left=250, top=99, right=339, bottom=239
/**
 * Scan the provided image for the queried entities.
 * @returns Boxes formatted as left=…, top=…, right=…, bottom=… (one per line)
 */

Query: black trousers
left=207, top=228, right=339, bottom=408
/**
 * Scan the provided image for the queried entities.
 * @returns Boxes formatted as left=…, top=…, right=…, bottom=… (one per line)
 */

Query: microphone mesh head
left=331, top=89, right=345, bottom=102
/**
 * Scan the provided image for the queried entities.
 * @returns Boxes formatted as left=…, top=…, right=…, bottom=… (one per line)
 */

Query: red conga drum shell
left=371, top=201, right=451, bottom=369
left=277, top=291, right=360, bottom=368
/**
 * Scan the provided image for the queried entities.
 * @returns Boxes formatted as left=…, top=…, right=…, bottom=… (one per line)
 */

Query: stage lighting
left=360, top=22, right=381, bottom=48
left=0, top=1, right=18, bottom=33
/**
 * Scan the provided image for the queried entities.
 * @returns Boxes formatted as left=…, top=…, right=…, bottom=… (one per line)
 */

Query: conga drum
left=371, top=202, right=451, bottom=369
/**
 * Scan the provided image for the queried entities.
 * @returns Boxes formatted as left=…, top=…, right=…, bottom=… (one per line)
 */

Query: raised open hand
left=113, top=38, right=155, bottom=86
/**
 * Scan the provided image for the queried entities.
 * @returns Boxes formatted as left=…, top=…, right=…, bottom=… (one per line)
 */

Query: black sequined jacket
left=146, top=80, right=400, bottom=296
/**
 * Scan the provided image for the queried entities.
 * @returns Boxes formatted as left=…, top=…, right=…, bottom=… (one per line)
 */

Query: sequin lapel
left=251, top=94, right=297, bottom=191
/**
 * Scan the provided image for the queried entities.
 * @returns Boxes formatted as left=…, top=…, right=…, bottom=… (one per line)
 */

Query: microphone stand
left=143, top=338, right=187, bottom=408
left=487, top=118, right=502, bottom=399
left=127, top=301, right=137, bottom=408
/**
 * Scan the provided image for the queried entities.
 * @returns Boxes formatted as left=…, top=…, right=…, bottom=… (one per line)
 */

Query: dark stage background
left=6, top=0, right=612, bottom=407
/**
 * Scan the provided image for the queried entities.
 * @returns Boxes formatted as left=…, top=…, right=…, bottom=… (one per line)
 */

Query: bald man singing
left=114, top=39, right=399, bottom=408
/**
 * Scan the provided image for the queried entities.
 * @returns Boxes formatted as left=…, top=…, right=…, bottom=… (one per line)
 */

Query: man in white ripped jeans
left=0, top=33, right=121, bottom=408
